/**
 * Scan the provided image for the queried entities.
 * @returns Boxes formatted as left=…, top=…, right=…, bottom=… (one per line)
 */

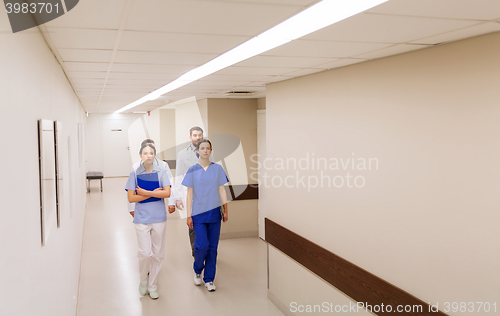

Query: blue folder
left=137, top=172, right=161, bottom=203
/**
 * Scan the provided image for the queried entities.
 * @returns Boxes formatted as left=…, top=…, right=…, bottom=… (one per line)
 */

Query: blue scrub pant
left=193, top=220, right=221, bottom=283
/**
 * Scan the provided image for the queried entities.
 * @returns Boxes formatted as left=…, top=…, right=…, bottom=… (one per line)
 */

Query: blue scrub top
left=182, top=162, right=229, bottom=223
left=125, top=161, right=171, bottom=224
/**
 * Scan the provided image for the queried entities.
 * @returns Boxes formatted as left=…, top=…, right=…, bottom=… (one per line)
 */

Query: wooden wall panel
left=265, top=218, right=447, bottom=316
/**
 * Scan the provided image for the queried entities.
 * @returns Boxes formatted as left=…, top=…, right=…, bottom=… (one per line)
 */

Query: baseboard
left=268, top=289, right=295, bottom=316
left=220, top=230, right=258, bottom=240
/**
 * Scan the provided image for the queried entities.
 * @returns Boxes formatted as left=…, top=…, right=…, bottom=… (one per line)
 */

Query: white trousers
left=135, top=221, right=167, bottom=292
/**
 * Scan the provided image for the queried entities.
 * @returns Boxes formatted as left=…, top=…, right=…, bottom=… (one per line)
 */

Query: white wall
left=266, top=32, right=500, bottom=315
left=207, top=98, right=259, bottom=239
left=159, top=109, right=176, bottom=161
left=175, top=97, right=208, bottom=148
left=0, top=14, right=87, bottom=316
left=86, top=113, right=143, bottom=175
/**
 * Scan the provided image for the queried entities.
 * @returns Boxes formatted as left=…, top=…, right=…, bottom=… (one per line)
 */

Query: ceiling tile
left=280, top=68, right=326, bottom=77
left=77, top=92, right=101, bottom=96
left=107, top=72, right=178, bottom=80
left=235, top=55, right=338, bottom=68
left=409, top=21, right=500, bottom=44
left=105, top=83, right=162, bottom=88
left=112, top=63, right=195, bottom=74
left=214, top=66, right=302, bottom=76
left=184, top=80, right=248, bottom=87
left=302, top=13, right=480, bottom=43
left=366, top=0, right=500, bottom=21
left=262, top=40, right=390, bottom=58
left=114, top=51, right=217, bottom=65
left=103, top=87, right=152, bottom=92
left=105, top=79, right=166, bottom=85
left=65, top=62, right=109, bottom=72
left=119, top=31, right=250, bottom=54
left=218, top=0, right=316, bottom=4
left=45, top=0, right=125, bottom=29
left=126, top=0, right=306, bottom=36
left=239, top=81, right=267, bottom=87
left=72, top=78, right=106, bottom=85
left=313, top=58, right=369, bottom=70
left=73, top=84, right=104, bottom=88
left=75, top=88, right=103, bottom=92
left=46, top=27, right=118, bottom=49
left=353, top=43, right=431, bottom=59
left=264, top=75, right=294, bottom=83
left=102, top=94, right=146, bottom=98
left=201, top=74, right=274, bottom=82
left=58, top=49, right=112, bottom=62
left=69, top=71, right=108, bottom=79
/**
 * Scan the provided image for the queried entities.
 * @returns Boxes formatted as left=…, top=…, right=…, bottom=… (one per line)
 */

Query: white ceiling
left=41, top=0, right=500, bottom=113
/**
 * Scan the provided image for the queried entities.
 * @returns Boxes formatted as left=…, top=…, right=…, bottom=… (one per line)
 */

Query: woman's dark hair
left=139, top=143, right=156, bottom=155
left=196, top=139, right=212, bottom=150
left=141, top=138, right=155, bottom=147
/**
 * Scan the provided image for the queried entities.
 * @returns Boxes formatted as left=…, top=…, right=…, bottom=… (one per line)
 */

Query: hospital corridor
left=1, top=0, right=500, bottom=315
left=78, top=178, right=281, bottom=316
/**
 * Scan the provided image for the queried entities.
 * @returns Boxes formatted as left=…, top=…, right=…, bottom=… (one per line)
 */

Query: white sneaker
left=194, top=273, right=202, bottom=286
left=205, top=281, right=216, bottom=292
left=139, top=283, right=148, bottom=296
left=149, top=290, right=159, bottom=299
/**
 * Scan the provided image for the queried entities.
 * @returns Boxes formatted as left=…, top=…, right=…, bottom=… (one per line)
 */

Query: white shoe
left=149, top=291, right=159, bottom=299
left=205, top=281, right=216, bottom=292
left=194, top=273, right=202, bottom=286
left=139, top=283, right=148, bottom=296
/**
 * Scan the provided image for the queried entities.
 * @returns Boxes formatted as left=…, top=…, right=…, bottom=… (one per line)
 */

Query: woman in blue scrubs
left=182, top=139, right=228, bottom=292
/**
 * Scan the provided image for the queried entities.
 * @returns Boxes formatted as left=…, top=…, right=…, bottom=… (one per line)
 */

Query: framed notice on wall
left=38, top=119, right=57, bottom=246
left=77, top=122, right=83, bottom=168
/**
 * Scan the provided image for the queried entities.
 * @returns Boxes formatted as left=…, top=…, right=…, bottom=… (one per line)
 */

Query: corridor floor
left=77, top=178, right=283, bottom=316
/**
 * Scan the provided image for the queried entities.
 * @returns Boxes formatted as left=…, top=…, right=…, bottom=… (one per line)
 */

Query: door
left=102, top=119, right=132, bottom=177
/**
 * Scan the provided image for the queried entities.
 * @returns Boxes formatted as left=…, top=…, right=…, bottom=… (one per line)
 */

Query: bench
left=86, top=172, right=104, bottom=192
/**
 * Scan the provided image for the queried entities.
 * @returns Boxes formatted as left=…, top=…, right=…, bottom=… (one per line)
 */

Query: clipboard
left=137, top=172, right=161, bottom=203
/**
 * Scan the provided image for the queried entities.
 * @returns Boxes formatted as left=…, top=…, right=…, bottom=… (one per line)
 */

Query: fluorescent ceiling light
left=115, top=0, right=388, bottom=113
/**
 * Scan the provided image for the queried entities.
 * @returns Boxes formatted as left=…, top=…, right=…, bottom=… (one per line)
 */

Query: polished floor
left=78, top=178, right=282, bottom=316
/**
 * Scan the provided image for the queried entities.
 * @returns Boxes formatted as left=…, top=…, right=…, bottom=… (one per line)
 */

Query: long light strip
left=114, top=0, right=388, bottom=113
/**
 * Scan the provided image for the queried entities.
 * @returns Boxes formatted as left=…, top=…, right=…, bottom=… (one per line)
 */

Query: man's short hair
left=190, top=126, right=203, bottom=136
left=141, top=139, right=155, bottom=147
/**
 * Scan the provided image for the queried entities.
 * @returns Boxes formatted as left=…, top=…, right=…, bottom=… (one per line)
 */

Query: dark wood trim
left=162, top=160, right=258, bottom=201
left=162, top=157, right=258, bottom=200
left=265, top=218, right=448, bottom=316
left=223, top=184, right=258, bottom=201
left=233, top=184, right=258, bottom=200
left=163, top=160, right=176, bottom=169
